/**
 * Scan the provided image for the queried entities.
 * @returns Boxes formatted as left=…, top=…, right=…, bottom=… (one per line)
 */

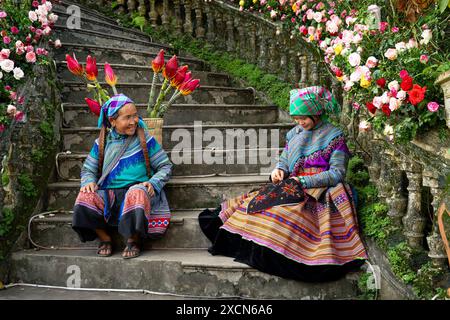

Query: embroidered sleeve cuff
left=148, top=179, right=162, bottom=194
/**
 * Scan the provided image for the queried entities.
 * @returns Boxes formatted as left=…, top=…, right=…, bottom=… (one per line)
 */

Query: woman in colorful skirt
left=72, top=94, right=173, bottom=259
left=199, top=86, right=368, bottom=282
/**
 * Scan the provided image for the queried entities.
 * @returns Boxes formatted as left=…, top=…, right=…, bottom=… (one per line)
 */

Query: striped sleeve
left=147, top=135, right=173, bottom=194
left=80, top=139, right=99, bottom=187
left=275, top=127, right=298, bottom=174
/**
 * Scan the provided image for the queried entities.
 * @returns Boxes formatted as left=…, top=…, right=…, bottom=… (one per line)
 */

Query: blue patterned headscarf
left=97, top=94, right=146, bottom=129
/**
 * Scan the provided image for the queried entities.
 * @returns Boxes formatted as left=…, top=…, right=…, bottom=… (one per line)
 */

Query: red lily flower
left=162, top=55, right=178, bottom=80
left=179, top=79, right=200, bottom=96
left=85, top=98, right=101, bottom=116
left=104, top=62, right=117, bottom=87
left=171, top=65, right=188, bottom=88
left=152, top=49, right=165, bottom=73
left=85, top=55, right=98, bottom=81
left=65, top=53, right=83, bottom=76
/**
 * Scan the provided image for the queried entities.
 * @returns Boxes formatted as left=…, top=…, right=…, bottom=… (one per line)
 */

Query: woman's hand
left=271, top=169, right=285, bottom=184
left=80, top=182, right=98, bottom=193
left=141, top=182, right=155, bottom=197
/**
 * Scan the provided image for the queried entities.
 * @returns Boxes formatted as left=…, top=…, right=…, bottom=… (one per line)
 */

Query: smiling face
left=109, top=103, right=139, bottom=136
left=292, top=115, right=320, bottom=131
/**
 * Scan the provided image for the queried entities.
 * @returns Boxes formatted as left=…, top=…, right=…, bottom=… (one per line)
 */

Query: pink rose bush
left=237, top=0, right=448, bottom=143
left=0, top=0, right=60, bottom=133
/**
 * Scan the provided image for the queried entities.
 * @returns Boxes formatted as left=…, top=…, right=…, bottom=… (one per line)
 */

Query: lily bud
left=162, top=55, right=178, bottom=80
left=85, top=55, right=98, bottom=81
left=152, top=49, right=165, bottom=73
left=171, top=65, right=188, bottom=88
left=65, top=53, right=83, bottom=76
left=85, top=98, right=101, bottom=116
left=179, top=79, right=200, bottom=96
left=104, top=62, right=117, bottom=87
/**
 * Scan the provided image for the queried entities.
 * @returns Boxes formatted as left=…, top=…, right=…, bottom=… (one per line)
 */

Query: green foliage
left=347, top=156, right=370, bottom=187
left=39, top=121, right=53, bottom=142
left=357, top=272, right=378, bottom=300
left=412, top=262, right=447, bottom=299
left=0, top=208, right=14, bottom=237
left=18, top=174, right=37, bottom=199
left=387, top=242, right=417, bottom=284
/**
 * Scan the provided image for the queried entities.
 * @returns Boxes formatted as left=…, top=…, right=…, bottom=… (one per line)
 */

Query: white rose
left=387, top=80, right=399, bottom=91
left=420, top=29, right=432, bottom=45
left=344, top=81, right=354, bottom=91
left=348, top=52, right=361, bottom=67
left=396, top=90, right=407, bottom=100
left=45, top=2, right=53, bottom=11
left=366, top=56, right=378, bottom=68
left=389, top=97, right=401, bottom=111
left=7, top=105, right=16, bottom=115
left=0, top=59, right=14, bottom=73
left=359, top=120, right=371, bottom=132
left=381, top=92, right=390, bottom=104
left=384, top=48, right=398, bottom=60
left=350, top=69, right=362, bottom=82
left=13, top=67, right=24, bottom=80
left=48, top=13, right=58, bottom=23
left=383, top=124, right=394, bottom=136
left=313, top=12, right=323, bottom=23
left=406, top=38, right=418, bottom=49
left=372, top=96, right=383, bottom=108
left=395, top=41, right=407, bottom=53
left=28, top=11, right=38, bottom=22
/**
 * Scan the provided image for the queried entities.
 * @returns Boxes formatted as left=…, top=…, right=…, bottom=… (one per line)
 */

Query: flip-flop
left=122, top=241, right=141, bottom=259
left=97, top=241, right=113, bottom=257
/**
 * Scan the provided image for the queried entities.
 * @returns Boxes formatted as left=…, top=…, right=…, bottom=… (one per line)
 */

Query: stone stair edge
left=56, top=0, right=120, bottom=25
left=61, top=81, right=253, bottom=91
left=53, top=9, right=151, bottom=38
left=61, top=124, right=294, bottom=131
left=54, top=25, right=169, bottom=48
left=47, top=174, right=270, bottom=189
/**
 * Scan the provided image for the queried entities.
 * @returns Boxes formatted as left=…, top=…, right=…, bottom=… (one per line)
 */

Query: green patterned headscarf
left=289, top=86, right=340, bottom=120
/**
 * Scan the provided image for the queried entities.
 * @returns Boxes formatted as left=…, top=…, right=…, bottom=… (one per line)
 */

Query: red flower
left=400, top=75, right=413, bottom=91
left=179, top=79, right=200, bottom=96
left=171, top=65, right=188, bottom=89
left=376, top=78, right=386, bottom=88
left=85, top=98, right=101, bottom=116
left=162, top=55, right=178, bottom=80
left=408, top=84, right=427, bottom=105
left=335, top=69, right=343, bottom=77
left=85, top=55, right=98, bottom=81
left=399, top=69, right=409, bottom=79
left=151, top=49, right=165, bottom=73
left=65, top=53, right=83, bottom=76
left=381, top=104, right=391, bottom=117
left=366, top=102, right=377, bottom=114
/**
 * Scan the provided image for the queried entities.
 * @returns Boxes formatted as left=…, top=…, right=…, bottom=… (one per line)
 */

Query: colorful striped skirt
left=72, top=184, right=171, bottom=242
left=199, top=178, right=368, bottom=282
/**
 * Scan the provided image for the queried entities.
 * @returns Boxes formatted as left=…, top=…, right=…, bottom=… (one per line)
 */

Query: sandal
left=122, top=241, right=141, bottom=259
left=97, top=241, right=113, bottom=257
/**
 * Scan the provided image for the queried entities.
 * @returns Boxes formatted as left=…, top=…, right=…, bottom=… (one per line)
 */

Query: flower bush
left=0, top=0, right=60, bottom=133
left=236, top=0, right=450, bottom=143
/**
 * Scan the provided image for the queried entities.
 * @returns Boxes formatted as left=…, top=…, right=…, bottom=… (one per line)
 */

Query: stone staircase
left=7, top=0, right=364, bottom=299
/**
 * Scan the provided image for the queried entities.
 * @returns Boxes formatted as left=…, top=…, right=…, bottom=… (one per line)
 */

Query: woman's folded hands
left=141, top=181, right=155, bottom=197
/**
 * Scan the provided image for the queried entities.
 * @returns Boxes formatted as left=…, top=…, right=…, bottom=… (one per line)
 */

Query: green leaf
left=439, top=0, right=449, bottom=13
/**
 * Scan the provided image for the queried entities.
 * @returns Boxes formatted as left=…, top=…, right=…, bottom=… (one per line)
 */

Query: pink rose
left=7, top=105, right=16, bottom=115
left=0, top=124, right=5, bottom=133
left=379, top=22, right=389, bottom=33
left=14, top=111, right=25, bottom=122
left=26, top=51, right=37, bottom=63
left=366, top=56, right=378, bottom=68
left=420, top=55, right=429, bottom=64
left=0, top=11, right=7, bottom=19
left=399, top=69, right=409, bottom=79
left=0, top=49, right=10, bottom=60
left=11, top=26, right=19, bottom=34
left=348, top=52, right=361, bottom=67
left=391, top=27, right=399, bottom=33
left=427, top=102, right=439, bottom=112
left=3, top=36, right=11, bottom=45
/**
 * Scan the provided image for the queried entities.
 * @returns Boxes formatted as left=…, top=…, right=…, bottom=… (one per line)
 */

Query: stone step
left=61, top=123, right=292, bottom=152
left=46, top=175, right=271, bottom=211
left=53, top=26, right=167, bottom=53
left=57, top=63, right=227, bottom=87
left=62, top=103, right=279, bottom=127
left=61, top=82, right=257, bottom=108
left=55, top=147, right=282, bottom=179
left=54, top=1, right=120, bottom=25
left=9, top=249, right=362, bottom=299
left=30, top=210, right=210, bottom=250
left=54, top=10, right=151, bottom=42
left=54, top=43, right=184, bottom=66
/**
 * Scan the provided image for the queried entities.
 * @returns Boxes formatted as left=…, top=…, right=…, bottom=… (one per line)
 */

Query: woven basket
left=144, top=117, right=164, bottom=146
